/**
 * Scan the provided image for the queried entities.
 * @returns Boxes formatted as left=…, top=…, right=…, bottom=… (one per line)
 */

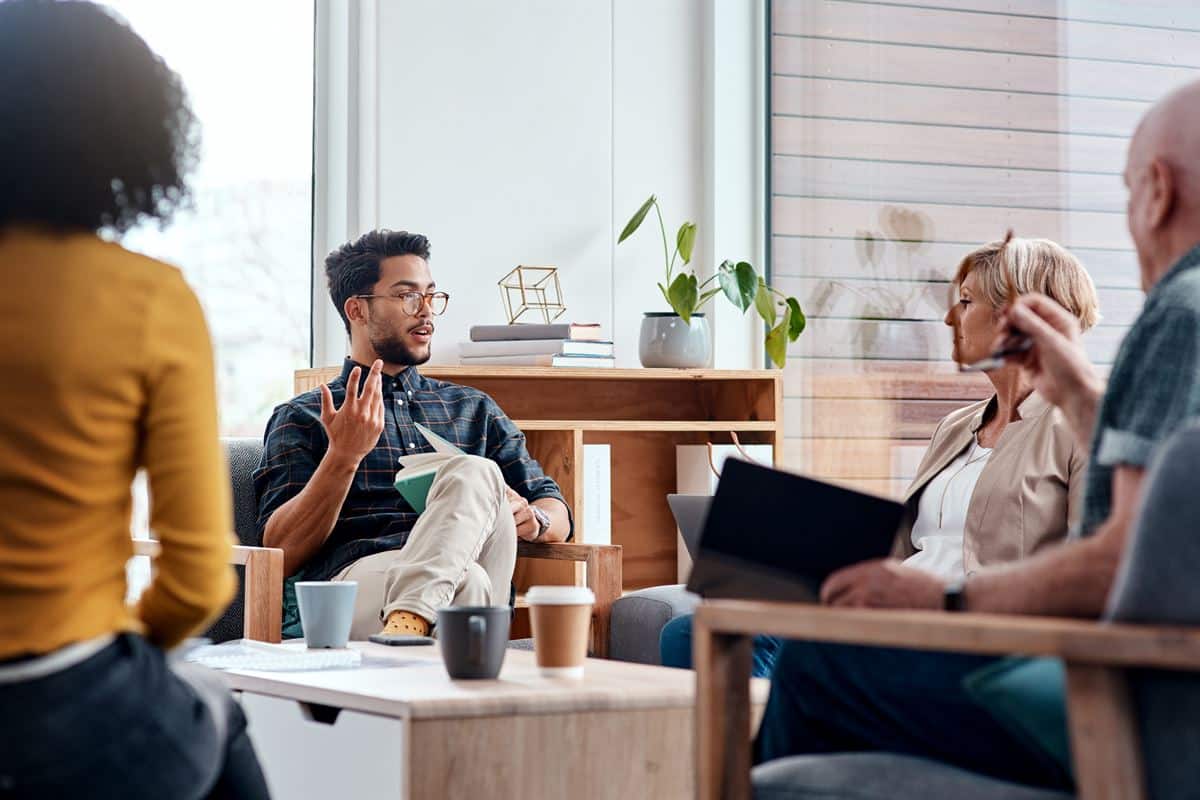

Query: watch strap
left=944, top=578, right=967, bottom=612
left=530, top=505, right=551, bottom=540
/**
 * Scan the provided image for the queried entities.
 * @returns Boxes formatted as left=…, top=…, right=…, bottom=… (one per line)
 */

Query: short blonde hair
left=954, top=236, right=1100, bottom=331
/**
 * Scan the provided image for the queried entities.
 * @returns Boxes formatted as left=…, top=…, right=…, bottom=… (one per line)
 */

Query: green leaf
left=718, top=260, right=757, bottom=312
left=675, top=222, right=697, bottom=264
left=735, top=262, right=758, bottom=309
left=618, top=195, right=656, bottom=243
left=717, top=261, right=743, bottom=310
left=697, top=287, right=722, bottom=307
left=786, top=297, right=806, bottom=340
left=765, top=306, right=791, bottom=368
left=754, top=278, right=776, bottom=327
left=657, top=282, right=671, bottom=307
left=667, top=273, right=699, bottom=323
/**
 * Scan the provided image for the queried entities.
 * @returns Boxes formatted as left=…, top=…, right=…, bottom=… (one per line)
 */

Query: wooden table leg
left=694, top=615, right=753, bottom=800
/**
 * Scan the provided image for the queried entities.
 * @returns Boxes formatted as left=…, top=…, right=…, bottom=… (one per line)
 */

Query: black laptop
left=685, top=458, right=905, bottom=602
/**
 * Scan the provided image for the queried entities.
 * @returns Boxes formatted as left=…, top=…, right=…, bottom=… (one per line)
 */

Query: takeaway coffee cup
left=437, top=606, right=511, bottom=679
left=295, top=581, right=357, bottom=648
left=526, top=585, right=595, bottom=679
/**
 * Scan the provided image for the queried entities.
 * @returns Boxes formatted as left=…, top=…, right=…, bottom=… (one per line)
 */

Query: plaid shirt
left=254, top=358, right=569, bottom=587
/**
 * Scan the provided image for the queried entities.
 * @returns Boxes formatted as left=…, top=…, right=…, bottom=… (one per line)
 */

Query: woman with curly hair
left=0, top=2, right=268, bottom=797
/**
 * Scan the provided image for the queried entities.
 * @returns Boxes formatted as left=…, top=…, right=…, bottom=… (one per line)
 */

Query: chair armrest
left=131, top=538, right=284, bottom=644
left=694, top=601, right=1200, bottom=670
left=517, top=541, right=622, bottom=658
left=692, top=601, right=1200, bottom=800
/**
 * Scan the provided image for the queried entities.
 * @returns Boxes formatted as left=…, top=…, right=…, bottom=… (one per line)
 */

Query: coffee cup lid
left=525, top=585, right=595, bottom=605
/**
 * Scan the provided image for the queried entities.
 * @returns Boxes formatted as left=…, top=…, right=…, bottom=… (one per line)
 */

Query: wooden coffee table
left=224, top=642, right=765, bottom=799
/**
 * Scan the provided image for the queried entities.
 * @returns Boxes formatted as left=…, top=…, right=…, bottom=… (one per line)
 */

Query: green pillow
left=962, top=656, right=1074, bottom=781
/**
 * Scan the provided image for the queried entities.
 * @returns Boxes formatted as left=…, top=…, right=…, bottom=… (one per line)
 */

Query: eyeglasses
left=354, top=291, right=450, bottom=316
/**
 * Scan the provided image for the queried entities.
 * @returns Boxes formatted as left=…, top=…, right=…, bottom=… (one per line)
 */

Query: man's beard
left=369, top=329, right=431, bottom=367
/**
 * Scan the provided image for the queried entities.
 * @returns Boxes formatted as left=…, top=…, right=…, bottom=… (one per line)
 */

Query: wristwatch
left=944, top=577, right=968, bottom=612
left=530, top=505, right=551, bottom=541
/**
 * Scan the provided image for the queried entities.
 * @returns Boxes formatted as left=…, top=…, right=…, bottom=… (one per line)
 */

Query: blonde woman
left=883, top=234, right=1100, bottom=582
left=751, top=235, right=1101, bottom=788
left=662, top=236, right=1100, bottom=685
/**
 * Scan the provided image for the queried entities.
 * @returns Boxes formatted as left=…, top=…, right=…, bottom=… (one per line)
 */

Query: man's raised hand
left=320, top=359, right=385, bottom=466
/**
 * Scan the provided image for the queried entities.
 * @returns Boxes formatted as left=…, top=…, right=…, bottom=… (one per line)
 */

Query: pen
left=960, top=336, right=1033, bottom=372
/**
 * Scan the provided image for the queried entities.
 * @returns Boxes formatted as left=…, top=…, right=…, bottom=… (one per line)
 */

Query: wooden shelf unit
left=295, top=365, right=783, bottom=592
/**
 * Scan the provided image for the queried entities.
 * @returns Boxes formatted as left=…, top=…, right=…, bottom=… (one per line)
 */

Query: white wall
left=313, top=0, right=763, bottom=369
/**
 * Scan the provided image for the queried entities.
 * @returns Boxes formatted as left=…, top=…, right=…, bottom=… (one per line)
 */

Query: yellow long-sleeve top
left=0, top=226, right=234, bottom=658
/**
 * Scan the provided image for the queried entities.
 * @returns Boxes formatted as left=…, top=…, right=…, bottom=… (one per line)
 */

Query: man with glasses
left=254, top=230, right=571, bottom=640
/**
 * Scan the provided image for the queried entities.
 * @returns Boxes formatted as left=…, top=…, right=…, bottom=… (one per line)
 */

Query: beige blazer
left=892, top=392, right=1086, bottom=573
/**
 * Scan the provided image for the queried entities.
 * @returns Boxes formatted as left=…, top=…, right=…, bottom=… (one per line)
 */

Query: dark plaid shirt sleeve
left=253, top=400, right=323, bottom=541
left=483, top=397, right=574, bottom=538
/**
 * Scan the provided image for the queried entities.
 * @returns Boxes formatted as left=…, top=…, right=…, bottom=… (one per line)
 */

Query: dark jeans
left=659, top=613, right=782, bottom=678
left=755, top=639, right=1074, bottom=792
left=0, top=634, right=270, bottom=800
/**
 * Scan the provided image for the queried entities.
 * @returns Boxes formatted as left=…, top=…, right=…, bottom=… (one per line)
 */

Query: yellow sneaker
left=381, top=610, right=430, bottom=637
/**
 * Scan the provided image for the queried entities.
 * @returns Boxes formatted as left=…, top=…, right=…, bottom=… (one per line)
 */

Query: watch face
left=532, top=506, right=550, bottom=532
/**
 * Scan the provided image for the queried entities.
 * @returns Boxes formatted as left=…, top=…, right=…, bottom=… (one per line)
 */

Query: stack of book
left=459, top=323, right=614, bottom=367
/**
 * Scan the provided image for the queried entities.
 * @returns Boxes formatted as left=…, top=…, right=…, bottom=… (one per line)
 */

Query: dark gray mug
left=436, top=606, right=510, bottom=679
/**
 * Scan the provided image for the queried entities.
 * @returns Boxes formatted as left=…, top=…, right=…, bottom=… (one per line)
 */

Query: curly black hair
left=0, top=0, right=200, bottom=233
left=325, top=230, right=432, bottom=335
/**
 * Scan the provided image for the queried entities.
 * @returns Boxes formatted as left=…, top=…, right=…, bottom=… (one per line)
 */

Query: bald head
left=1125, top=79, right=1200, bottom=289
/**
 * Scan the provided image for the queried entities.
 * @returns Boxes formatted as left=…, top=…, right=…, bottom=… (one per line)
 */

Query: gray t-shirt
left=1080, top=243, right=1200, bottom=534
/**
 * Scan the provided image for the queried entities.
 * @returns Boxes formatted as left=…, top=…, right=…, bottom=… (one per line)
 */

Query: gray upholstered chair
left=609, top=584, right=699, bottom=664
left=693, top=423, right=1200, bottom=800
left=205, top=438, right=624, bottom=654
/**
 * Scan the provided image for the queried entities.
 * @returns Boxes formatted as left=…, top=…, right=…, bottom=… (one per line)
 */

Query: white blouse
left=904, top=439, right=992, bottom=580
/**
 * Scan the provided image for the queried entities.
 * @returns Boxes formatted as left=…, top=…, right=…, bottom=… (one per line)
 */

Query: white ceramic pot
left=638, top=313, right=711, bottom=368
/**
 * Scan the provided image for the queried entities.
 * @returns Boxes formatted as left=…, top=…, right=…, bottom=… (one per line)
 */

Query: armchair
left=693, top=602, right=1200, bottom=800
left=129, top=437, right=286, bottom=643
left=131, top=537, right=284, bottom=643
left=219, top=437, right=622, bottom=656
left=694, top=413, right=1200, bottom=800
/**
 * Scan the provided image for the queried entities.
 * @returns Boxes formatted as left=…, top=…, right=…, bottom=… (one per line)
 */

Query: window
left=100, top=0, right=314, bottom=436
left=770, top=0, right=1200, bottom=496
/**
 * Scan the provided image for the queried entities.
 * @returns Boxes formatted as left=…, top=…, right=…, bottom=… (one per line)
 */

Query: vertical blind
left=771, top=0, right=1200, bottom=497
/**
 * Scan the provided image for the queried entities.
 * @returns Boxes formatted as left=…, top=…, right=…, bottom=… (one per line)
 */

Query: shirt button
left=395, top=398, right=404, bottom=406
left=407, top=390, right=413, bottom=398
left=407, top=443, right=416, bottom=449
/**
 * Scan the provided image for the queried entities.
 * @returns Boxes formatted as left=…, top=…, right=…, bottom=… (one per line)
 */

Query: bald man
left=755, top=79, right=1200, bottom=792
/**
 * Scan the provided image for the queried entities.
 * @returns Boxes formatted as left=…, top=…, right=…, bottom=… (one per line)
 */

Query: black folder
left=685, top=458, right=905, bottom=602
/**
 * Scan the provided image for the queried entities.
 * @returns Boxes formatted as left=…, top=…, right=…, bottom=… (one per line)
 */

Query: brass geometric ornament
left=498, top=265, right=566, bottom=324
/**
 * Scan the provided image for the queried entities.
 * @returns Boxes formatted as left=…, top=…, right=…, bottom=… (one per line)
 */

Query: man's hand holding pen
left=988, top=293, right=1105, bottom=447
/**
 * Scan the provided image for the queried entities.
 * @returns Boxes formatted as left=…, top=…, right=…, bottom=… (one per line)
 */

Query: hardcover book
left=393, top=423, right=463, bottom=513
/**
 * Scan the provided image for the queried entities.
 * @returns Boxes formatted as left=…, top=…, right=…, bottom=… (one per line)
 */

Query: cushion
left=224, top=437, right=265, bottom=547
left=962, top=657, right=1072, bottom=780
left=752, top=753, right=1073, bottom=800
left=609, top=584, right=699, bottom=664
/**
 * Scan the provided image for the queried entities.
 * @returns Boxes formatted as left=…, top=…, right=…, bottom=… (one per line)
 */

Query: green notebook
left=393, top=423, right=463, bottom=513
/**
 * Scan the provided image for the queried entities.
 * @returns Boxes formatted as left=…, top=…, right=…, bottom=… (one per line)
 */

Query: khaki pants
left=332, top=454, right=517, bottom=639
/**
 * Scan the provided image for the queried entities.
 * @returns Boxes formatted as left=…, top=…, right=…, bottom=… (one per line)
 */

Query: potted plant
left=618, top=194, right=806, bottom=368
